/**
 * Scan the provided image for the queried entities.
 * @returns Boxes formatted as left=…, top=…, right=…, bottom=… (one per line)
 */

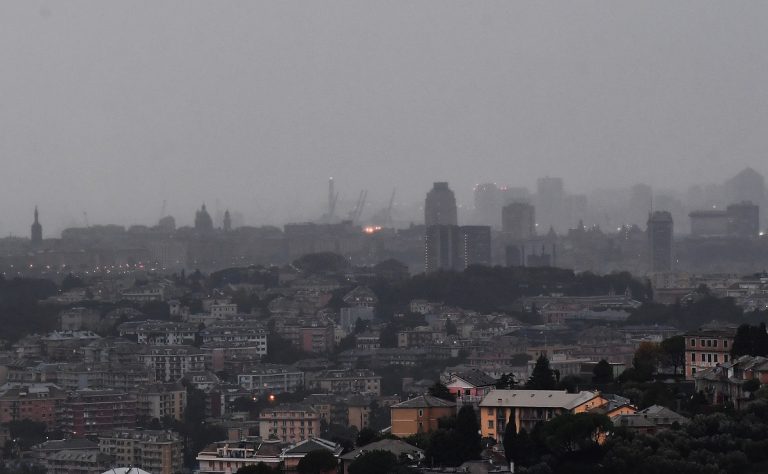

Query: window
left=707, top=354, right=712, bottom=363
left=690, top=339, right=695, bottom=347
left=707, top=340, right=712, bottom=347
left=691, top=353, right=696, bottom=362
left=713, top=340, right=718, bottom=348
left=488, top=420, right=494, bottom=429
left=714, top=354, right=718, bottom=363
left=700, top=339, right=705, bottom=347
left=701, top=354, right=706, bottom=362
left=724, top=340, right=729, bottom=348
left=692, top=368, right=696, bottom=375
left=724, top=354, right=729, bottom=362
left=418, top=409, right=424, bottom=417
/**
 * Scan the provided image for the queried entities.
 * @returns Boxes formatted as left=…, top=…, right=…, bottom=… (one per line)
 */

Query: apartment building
left=684, top=329, right=736, bottom=380
left=258, top=404, right=321, bottom=443
left=238, top=365, right=305, bottom=394
left=99, top=429, right=183, bottom=474
left=479, top=390, right=606, bottom=441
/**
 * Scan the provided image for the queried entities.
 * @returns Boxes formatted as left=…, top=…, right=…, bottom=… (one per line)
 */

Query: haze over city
left=2, top=1, right=767, bottom=235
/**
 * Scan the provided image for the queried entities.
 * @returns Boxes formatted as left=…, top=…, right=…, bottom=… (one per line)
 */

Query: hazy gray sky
left=1, top=1, right=766, bottom=235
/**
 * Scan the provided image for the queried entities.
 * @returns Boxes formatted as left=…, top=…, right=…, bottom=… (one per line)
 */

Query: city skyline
left=2, top=1, right=768, bottom=235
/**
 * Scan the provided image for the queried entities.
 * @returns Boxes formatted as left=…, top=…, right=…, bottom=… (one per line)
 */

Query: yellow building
left=390, top=395, right=456, bottom=438
left=259, top=404, right=321, bottom=443
left=479, top=390, right=606, bottom=441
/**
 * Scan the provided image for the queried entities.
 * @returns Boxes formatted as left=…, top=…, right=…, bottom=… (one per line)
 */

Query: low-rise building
left=479, top=389, right=606, bottom=441
left=390, top=395, right=456, bottom=438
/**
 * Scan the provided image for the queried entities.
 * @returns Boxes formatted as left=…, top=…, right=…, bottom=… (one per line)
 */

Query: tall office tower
left=727, top=201, right=760, bottom=238
left=502, top=202, right=536, bottom=240
left=724, top=168, right=765, bottom=208
left=425, top=224, right=462, bottom=273
left=461, top=225, right=492, bottom=267
left=473, top=183, right=502, bottom=227
left=629, top=184, right=653, bottom=226
left=31, top=206, right=43, bottom=246
left=536, top=177, right=565, bottom=231
left=425, top=182, right=458, bottom=226
left=647, top=211, right=673, bottom=272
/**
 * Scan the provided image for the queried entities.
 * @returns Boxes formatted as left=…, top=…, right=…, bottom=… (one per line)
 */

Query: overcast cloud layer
left=1, top=1, right=766, bottom=235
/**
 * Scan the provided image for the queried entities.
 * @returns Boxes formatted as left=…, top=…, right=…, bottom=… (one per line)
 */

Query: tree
left=428, top=382, right=455, bottom=401
left=732, top=323, right=768, bottom=357
left=659, top=336, right=686, bottom=375
left=236, top=463, right=278, bottom=474
left=297, top=449, right=338, bottom=474
left=293, top=252, right=349, bottom=275
left=348, top=450, right=400, bottom=474
left=496, top=373, right=517, bottom=389
left=592, top=359, right=614, bottom=384
left=536, top=412, right=612, bottom=455
left=425, top=428, right=463, bottom=467
left=632, top=342, right=661, bottom=381
left=526, top=356, right=557, bottom=390
left=455, top=405, right=482, bottom=461
left=357, top=427, right=381, bottom=447
left=504, top=423, right=533, bottom=472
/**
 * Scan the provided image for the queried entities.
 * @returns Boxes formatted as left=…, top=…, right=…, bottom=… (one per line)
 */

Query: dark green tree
left=236, top=463, right=278, bottom=474
left=659, top=336, right=686, bottom=375
left=455, top=405, right=482, bottom=461
left=357, top=427, right=381, bottom=447
left=592, top=359, right=614, bottom=384
left=526, top=356, right=557, bottom=390
left=428, top=382, right=455, bottom=401
left=503, top=423, right=533, bottom=471
left=496, top=373, right=517, bottom=389
left=732, top=323, right=768, bottom=357
left=632, top=342, right=660, bottom=381
left=296, top=449, right=338, bottom=474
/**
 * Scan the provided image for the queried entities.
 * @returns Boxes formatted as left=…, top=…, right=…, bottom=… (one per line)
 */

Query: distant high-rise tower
left=535, top=177, right=565, bottom=232
left=194, top=204, right=214, bottom=232
left=425, top=224, right=462, bottom=273
left=461, top=225, right=492, bottom=267
left=473, top=183, right=501, bottom=227
left=425, top=182, right=458, bottom=226
left=647, top=211, right=673, bottom=272
left=31, top=206, right=42, bottom=245
left=223, top=209, right=232, bottom=232
left=726, top=201, right=759, bottom=238
left=502, top=202, right=536, bottom=240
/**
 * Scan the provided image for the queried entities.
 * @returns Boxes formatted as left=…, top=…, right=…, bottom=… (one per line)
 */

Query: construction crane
left=348, top=190, right=367, bottom=224
left=386, top=188, right=396, bottom=227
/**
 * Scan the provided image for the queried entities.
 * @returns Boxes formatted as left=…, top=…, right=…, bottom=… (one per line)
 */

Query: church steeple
left=31, top=206, right=43, bottom=245
left=194, top=203, right=213, bottom=232
left=223, top=209, right=232, bottom=232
